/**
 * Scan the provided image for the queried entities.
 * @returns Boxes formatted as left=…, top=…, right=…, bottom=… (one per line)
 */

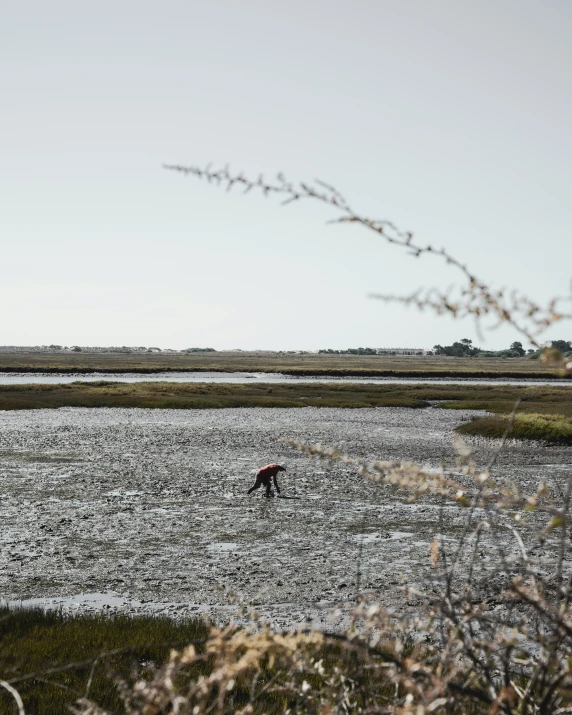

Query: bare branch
left=166, top=163, right=572, bottom=367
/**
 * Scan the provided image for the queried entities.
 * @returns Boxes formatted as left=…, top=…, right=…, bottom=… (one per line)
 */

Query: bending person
left=248, top=463, right=286, bottom=497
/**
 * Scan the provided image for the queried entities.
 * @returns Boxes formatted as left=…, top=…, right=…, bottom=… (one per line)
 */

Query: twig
left=0, top=680, right=25, bottom=715
left=84, top=657, right=98, bottom=699
left=486, top=398, right=522, bottom=472
left=165, top=163, right=572, bottom=359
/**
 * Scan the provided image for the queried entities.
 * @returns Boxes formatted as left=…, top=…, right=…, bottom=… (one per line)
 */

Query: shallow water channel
left=0, top=371, right=569, bottom=386
left=1, top=406, right=571, bottom=629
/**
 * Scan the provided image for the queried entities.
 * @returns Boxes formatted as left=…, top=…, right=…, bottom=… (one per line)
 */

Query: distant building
left=0, top=345, right=184, bottom=354
left=376, top=348, right=428, bottom=355
left=0, top=345, right=61, bottom=353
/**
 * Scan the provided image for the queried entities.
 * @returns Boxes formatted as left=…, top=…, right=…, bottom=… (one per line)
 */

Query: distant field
left=0, top=351, right=561, bottom=378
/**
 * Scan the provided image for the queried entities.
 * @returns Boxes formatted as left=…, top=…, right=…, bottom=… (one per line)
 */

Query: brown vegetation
left=0, top=381, right=569, bottom=416
left=0, top=350, right=561, bottom=378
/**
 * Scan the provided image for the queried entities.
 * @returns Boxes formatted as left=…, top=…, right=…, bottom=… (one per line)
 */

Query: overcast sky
left=3, top=1, right=571, bottom=350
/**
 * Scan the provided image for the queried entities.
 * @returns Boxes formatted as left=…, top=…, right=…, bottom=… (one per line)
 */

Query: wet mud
left=1, top=407, right=570, bottom=630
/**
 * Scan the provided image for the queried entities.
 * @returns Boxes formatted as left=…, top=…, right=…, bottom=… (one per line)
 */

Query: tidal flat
left=1, top=406, right=571, bottom=630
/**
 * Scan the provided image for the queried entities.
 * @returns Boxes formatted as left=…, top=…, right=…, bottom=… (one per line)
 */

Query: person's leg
left=248, top=477, right=262, bottom=494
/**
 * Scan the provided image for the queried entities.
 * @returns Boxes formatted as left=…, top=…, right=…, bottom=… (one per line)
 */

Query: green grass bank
left=0, top=608, right=209, bottom=714
left=457, top=412, right=572, bottom=444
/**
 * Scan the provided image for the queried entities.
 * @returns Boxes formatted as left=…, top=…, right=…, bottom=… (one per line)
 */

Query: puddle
left=353, top=533, right=387, bottom=543
left=533, top=464, right=572, bottom=469
left=378, top=503, right=486, bottom=514
left=4, top=592, right=209, bottom=616
left=105, top=490, right=144, bottom=498
left=6, top=592, right=134, bottom=611
left=3, top=592, right=351, bottom=631
left=352, top=531, right=414, bottom=543
left=207, top=542, right=239, bottom=553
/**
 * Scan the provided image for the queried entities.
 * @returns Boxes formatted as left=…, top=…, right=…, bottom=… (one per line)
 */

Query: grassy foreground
left=0, top=608, right=380, bottom=714
left=0, top=350, right=559, bottom=378
left=0, top=381, right=570, bottom=442
left=0, top=608, right=209, bottom=714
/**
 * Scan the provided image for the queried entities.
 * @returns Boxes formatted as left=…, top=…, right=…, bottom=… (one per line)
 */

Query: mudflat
left=1, top=407, right=570, bottom=630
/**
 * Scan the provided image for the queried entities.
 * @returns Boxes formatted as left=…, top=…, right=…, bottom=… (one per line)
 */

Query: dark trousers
left=248, top=476, right=272, bottom=496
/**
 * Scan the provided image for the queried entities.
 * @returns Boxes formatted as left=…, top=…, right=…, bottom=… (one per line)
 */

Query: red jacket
left=257, top=463, right=282, bottom=480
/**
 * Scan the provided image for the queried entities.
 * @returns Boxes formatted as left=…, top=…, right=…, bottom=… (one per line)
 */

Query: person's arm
left=273, top=474, right=281, bottom=493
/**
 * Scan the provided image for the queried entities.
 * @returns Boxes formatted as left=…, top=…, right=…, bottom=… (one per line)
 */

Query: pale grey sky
left=3, top=1, right=571, bottom=350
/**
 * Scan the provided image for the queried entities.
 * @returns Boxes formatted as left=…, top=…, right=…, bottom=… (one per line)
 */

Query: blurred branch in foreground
left=165, top=163, right=572, bottom=375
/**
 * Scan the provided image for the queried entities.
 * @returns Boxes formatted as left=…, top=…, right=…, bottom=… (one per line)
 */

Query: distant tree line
left=432, top=338, right=572, bottom=358
left=319, top=347, right=378, bottom=355
left=184, top=347, right=216, bottom=353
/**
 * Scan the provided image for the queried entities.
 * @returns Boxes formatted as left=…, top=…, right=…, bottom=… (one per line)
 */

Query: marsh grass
left=457, top=412, right=572, bottom=444
left=0, top=607, right=210, bottom=714
left=0, top=381, right=432, bottom=410
left=0, top=380, right=569, bottom=411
